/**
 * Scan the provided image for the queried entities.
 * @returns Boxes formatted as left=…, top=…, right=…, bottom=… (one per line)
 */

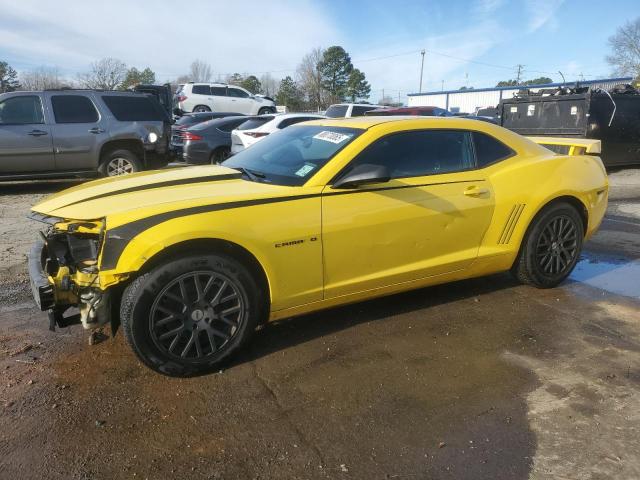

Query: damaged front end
left=28, top=213, right=111, bottom=333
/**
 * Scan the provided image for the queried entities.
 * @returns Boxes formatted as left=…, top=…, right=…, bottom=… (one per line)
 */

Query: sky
left=0, top=0, right=636, bottom=103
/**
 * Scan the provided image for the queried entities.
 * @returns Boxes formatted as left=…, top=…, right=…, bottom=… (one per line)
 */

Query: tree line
left=0, top=45, right=372, bottom=111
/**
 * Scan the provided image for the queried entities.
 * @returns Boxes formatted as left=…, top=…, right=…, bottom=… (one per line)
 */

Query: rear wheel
left=193, top=105, right=211, bottom=113
left=512, top=202, right=584, bottom=288
left=99, top=149, right=142, bottom=177
left=120, top=254, right=263, bottom=376
left=210, top=147, right=230, bottom=164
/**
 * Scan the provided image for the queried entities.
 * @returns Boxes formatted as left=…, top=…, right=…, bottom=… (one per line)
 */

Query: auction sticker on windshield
left=313, top=131, right=352, bottom=144
left=295, top=163, right=316, bottom=177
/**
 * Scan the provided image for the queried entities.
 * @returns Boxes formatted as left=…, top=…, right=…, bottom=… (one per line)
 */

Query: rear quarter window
left=102, top=95, right=168, bottom=122
left=472, top=131, right=515, bottom=167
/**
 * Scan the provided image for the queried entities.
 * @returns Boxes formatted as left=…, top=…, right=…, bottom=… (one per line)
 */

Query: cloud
left=474, top=0, right=506, bottom=15
left=525, top=0, right=565, bottom=33
left=0, top=0, right=340, bottom=80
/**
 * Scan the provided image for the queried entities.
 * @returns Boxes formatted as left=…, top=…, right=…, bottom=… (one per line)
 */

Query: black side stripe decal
left=100, top=193, right=320, bottom=269
left=100, top=179, right=482, bottom=270
left=60, top=172, right=243, bottom=208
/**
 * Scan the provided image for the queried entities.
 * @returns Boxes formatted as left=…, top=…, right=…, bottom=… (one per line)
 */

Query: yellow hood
left=31, top=165, right=290, bottom=222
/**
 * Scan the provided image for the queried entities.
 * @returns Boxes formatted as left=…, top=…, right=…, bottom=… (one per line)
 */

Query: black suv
left=0, top=90, right=171, bottom=179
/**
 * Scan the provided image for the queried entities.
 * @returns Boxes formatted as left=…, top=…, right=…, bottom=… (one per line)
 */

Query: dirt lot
left=1, top=170, right=639, bottom=480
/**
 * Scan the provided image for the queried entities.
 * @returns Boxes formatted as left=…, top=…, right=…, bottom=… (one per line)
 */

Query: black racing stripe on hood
left=59, top=171, right=243, bottom=208
left=100, top=193, right=320, bottom=270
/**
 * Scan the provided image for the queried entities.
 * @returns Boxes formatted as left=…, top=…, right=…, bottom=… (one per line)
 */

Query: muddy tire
left=99, top=149, right=142, bottom=177
left=120, top=254, right=262, bottom=376
left=512, top=202, right=584, bottom=288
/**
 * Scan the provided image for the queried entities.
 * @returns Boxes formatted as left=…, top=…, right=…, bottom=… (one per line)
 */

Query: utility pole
left=441, top=80, right=444, bottom=92
left=419, top=49, right=426, bottom=93
left=516, top=64, right=524, bottom=84
left=398, top=91, right=401, bottom=106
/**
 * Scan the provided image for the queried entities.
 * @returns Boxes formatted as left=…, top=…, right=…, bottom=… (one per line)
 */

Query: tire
left=512, top=202, right=584, bottom=288
left=121, top=254, right=263, bottom=376
left=258, top=107, right=273, bottom=115
left=99, top=149, right=143, bottom=177
left=210, top=147, right=230, bottom=164
left=193, top=105, right=211, bottom=113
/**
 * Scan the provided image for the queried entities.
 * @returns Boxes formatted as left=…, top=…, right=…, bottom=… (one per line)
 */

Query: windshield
left=223, top=125, right=362, bottom=186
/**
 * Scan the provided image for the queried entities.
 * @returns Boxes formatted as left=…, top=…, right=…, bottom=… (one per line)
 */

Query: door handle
left=88, top=127, right=105, bottom=134
left=27, top=129, right=48, bottom=136
left=463, top=185, right=489, bottom=197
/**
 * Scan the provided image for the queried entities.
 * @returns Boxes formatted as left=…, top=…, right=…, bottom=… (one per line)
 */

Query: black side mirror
left=332, top=164, right=391, bottom=189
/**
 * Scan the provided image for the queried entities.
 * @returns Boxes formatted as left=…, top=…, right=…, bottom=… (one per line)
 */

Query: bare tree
left=606, top=18, right=640, bottom=79
left=77, top=57, right=127, bottom=90
left=259, top=73, right=279, bottom=96
left=189, top=60, right=213, bottom=82
left=20, top=66, right=67, bottom=90
left=296, top=47, right=326, bottom=110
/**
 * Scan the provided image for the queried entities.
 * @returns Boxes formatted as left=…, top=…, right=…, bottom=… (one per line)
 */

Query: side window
left=351, top=106, right=374, bottom=117
left=101, top=96, right=166, bottom=121
left=51, top=95, right=99, bottom=123
left=210, top=86, right=227, bottom=96
left=472, top=131, right=515, bottom=167
left=339, top=130, right=475, bottom=180
left=192, top=85, right=211, bottom=95
left=0, top=96, right=44, bottom=124
left=228, top=88, right=250, bottom=98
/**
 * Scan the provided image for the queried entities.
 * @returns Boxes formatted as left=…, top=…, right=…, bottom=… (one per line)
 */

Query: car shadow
left=232, top=272, right=520, bottom=367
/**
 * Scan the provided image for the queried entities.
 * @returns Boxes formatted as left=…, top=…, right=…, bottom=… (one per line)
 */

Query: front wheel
left=258, top=107, right=273, bottom=115
left=121, top=254, right=263, bottom=376
left=512, top=202, right=584, bottom=288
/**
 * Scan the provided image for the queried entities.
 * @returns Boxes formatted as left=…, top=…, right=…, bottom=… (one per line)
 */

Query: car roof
left=300, top=115, right=501, bottom=129
left=274, top=113, right=326, bottom=119
left=328, top=103, right=378, bottom=107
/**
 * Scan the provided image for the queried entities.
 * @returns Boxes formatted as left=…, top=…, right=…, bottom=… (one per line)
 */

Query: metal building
left=407, top=77, right=633, bottom=114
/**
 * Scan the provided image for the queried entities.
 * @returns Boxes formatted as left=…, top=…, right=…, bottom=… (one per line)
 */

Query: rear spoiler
left=526, top=136, right=601, bottom=156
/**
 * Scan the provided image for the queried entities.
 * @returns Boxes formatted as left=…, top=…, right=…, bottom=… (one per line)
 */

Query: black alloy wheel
left=512, top=202, right=584, bottom=288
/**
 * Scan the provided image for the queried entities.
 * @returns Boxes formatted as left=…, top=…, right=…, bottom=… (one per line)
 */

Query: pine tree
left=0, top=61, right=21, bottom=92
left=346, top=69, right=371, bottom=102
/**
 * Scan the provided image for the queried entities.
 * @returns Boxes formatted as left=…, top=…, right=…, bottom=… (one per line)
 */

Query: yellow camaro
left=28, top=117, right=608, bottom=376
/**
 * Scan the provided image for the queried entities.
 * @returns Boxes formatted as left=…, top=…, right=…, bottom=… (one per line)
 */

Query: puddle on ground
left=570, top=252, right=640, bottom=299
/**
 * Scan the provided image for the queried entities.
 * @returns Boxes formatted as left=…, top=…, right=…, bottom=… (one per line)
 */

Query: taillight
left=181, top=131, right=203, bottom=141
left=176, top=95, right=187, bottom=102
left=244, top=132, right=269, bottom=138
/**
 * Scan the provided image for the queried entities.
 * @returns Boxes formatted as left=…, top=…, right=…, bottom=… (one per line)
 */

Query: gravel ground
left=0, top=168, right=639, bottom=479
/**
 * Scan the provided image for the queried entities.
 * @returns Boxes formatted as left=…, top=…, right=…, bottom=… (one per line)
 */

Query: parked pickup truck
left=0, top=89, right=172, bottom=179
